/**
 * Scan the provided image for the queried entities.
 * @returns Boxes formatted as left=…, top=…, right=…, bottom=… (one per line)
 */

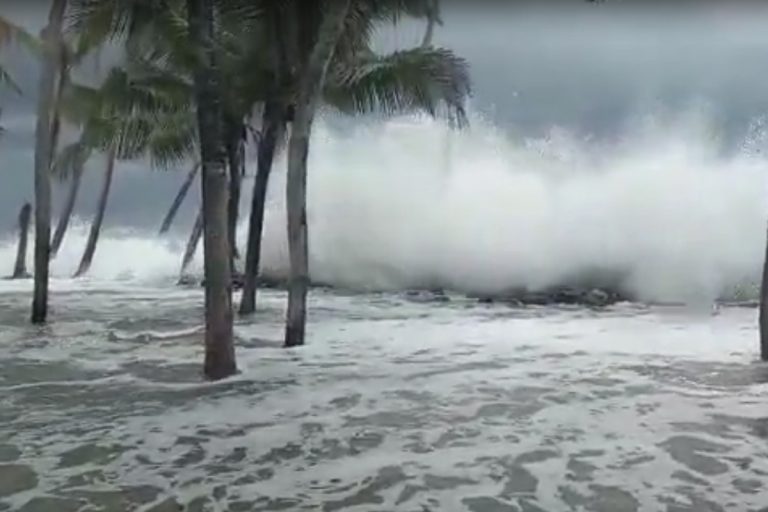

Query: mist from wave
left=1, top=108, right=767, bottom=302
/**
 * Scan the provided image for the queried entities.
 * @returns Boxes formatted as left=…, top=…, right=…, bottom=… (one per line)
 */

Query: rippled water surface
left=1, top=281, right=767, bottom=511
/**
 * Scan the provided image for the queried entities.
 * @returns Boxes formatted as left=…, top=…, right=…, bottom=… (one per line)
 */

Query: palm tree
left=49, top=39, right=97, bottom=258
left=31, top=0, right=67, bottom=324
left=239, top=0, right=471, bottom=316
left=70, top=0, right=260, bottom=239
left=56, top=64, right=195, bottom=277
left=187, top=0, right=237, bottom=379
left=284, top=0, right=353, bottom=347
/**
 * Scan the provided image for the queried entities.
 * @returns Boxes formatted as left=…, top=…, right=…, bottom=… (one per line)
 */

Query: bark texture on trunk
left=51, top=161, right=83, bottom=257
left=760, top=224, right=768, bottom=360
left=31, top=0, right=67, bottom=324
left=159, top=162, right=200, bottom=235
left=73, top=148, right=115, bottom=278
left=12, top=203, right=32, bottom=279
left=188, top=0, right=236, bottom=380
left=179, top=207, right=204, bottom=279
left=239, top=101, right=283, bottom=315
left=225, top=120, right=243, bottom=264
left=285, top=0, right=351, bottom=347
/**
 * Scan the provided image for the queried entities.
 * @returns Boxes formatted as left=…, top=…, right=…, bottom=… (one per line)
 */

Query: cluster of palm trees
left=1, top=0, right=471, bottom=379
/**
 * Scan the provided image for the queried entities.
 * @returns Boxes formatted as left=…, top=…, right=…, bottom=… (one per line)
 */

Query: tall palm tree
left=187, top=0, right=237, bottom=379
left=49, top=39, right=97, bottom=258
left=71, top=0, right=264, bottom=266
left=56, top=64, right=195, bottom=277
left=31, top=0, right=67, bottom=324
left=284, top=0, right=353, bottom=347
left=239, top=0, right=471, bottom=315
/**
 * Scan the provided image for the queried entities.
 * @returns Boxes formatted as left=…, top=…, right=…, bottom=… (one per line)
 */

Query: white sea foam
left=1, top=110, right=767, bottom=302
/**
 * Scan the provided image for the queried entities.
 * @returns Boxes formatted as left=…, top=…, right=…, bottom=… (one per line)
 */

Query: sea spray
left=1, top=110, right=766, bottom=302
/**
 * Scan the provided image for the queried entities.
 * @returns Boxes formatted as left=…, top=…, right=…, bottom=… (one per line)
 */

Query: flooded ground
left=1, top=281, right=767, bottom=511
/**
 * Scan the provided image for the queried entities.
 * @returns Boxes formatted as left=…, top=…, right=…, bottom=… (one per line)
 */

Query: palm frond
left=51, top=140, right=91, bottom=181
left=326, top=46, right=471, bottom=126
left=145, top=110, right=197, bottom=168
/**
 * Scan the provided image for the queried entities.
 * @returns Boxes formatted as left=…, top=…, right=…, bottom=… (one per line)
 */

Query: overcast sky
left=2, top=1, right=768, bottom=234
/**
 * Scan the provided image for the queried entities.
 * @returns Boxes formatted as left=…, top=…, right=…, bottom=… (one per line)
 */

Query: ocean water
left=0, top=114, right=767, bottom=511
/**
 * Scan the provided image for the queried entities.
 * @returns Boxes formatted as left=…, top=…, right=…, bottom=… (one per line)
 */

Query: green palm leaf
left=326, top=46, right=470, bottom=126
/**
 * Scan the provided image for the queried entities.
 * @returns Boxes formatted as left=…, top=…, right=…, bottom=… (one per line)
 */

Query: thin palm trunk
left=421, top=0, right=440, bottom=48
left=159, top=162, right=200, bottom=235
left=225, top=120, right=243, bottom=265
left=760, top=224, right=768, bottom=360
left=31, top=0, right=67, bottom=324
left=48, top=48, right=68, bottom=167
left=12, top=203, right=32, bottom=279
left=179, top=206, right=203, bottom=279
left=50, top=162, right=83, bottom=257
left=73, top=148, right=115, bottom=278
left=285, top=0, right=351, bottom=347
left=188, top=0, right=236, bottom=380
left=240, top=101, right=283, bottom=315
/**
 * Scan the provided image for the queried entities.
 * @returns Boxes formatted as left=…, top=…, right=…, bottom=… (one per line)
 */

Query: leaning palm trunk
left=31, top=0, right=67, bottom=324
left=12, top=203, right=32, bottom=279
left=50, top=162, right=84, bottom=257
left=760, top=224, right=768, bottom=360
left=225, top=120, right=244, bottom=265
left=421, top=0, right=440, bottom=47
left=159, top=162, right=200, bottom=235
left=240, top=101, right=283, bottom=315
left=73, top=148, right=115, bottom=278
left=179, top=207, right=203, bottom=280
left=48, top=48, right=68, bottom=168
left=187, top=0, right=236, bottom=380
left=285, top=0, right=351, bottom=347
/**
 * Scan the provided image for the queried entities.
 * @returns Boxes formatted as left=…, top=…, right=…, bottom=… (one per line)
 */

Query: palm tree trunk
left=159, top=162, right=200, bottom=235
left=12, top=203, right=32, bottom=279
left=31, top=0, right=67, bottom=324
left=73, top=148, right=115, bottom=278
left=760, top=224, right=768, bottom=360
left=50, top=161, right=83, bottom=257
left=187, top=0, right=236, bottom=380
left=179, top=206, right=203, bottom=279
left=285, top=0, right=351, bottom=347
left=239, top=101, right=283, bottom=315
left=225, top=120, right=243, bottom=264
left=48, top=47, right=68, bottom=167
left=421, top=0, right=440, bottom=48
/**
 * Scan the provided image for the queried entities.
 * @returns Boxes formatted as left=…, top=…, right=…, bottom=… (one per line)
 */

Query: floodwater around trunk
left=1, top=281, right=766, bottom=511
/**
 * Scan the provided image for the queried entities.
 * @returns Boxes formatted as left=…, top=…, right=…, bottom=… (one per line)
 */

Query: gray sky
left=2, top=2, right=768, bottom=235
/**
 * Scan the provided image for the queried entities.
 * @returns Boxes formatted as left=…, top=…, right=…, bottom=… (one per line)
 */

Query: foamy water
left=0, top=283, right=767, bottom=511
